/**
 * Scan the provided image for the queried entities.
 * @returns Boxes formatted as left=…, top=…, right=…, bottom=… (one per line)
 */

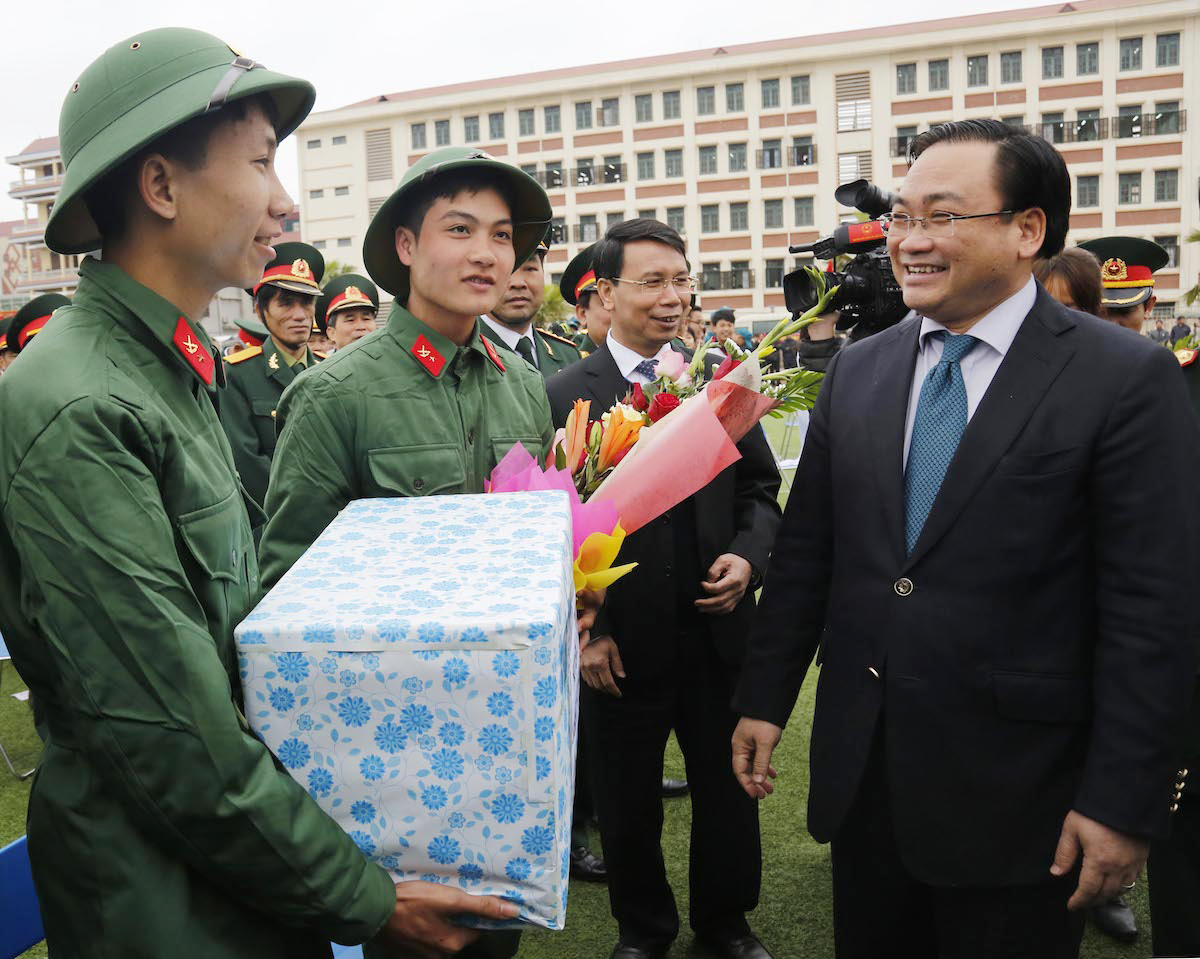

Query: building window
left=544, top=161, right=563, bottom=189
left=1116, top=104, right=1143, bottom=138
left=549, top=217, right=566, bottom=244
left=726, top=83, right=744, bottom=112
left=331, top=135, right=346, bottom=146
left=1157, top=32, right=1180, bottom=67
left=1155, top=235, right=1179, bottom=268
left=896, top=62, right=916, bottom=94
left=309, top=189, right=324, bottom=199
left=761, top=78, right=780, bottom=108
left=1076, top=174, right=1099, bottom=208
left=1077, top=42, right=1099, bottom=75
left=306, top=139, right=321, bottom=149
left=792, top=135, right=816, bottom=166
left=1155, top=101, right=1182, bottom=135
left=637, top=152, right=655, bottom=180
left=700, top=263, right=721, bottom=291
left=607, top=211, right=625, bottom=230
left=1118, top=172, right=1141, bottom=204
left=335, top=186, right=349, bottom=196
left=435, top=119, right=450, bottom=145
left=699, top=145, right=718, bottom=175
left=518, top=109, right=534, bottom=137
left=600, top=97, right=620, bottom=127
left=730, top=261, right=751, bottom=289
left=838, top=151, right=872, bottom=182
left=701, top=204, right=720, bottom=233
left=638, top=209, right=656, bottom=221
left=337, top=237, right=351, bottom=247
left=1000, top=52, right=1022, bottom=84
left=967, top=55, right=988, bottom=87
left=520, top=163, right=536, bottom=176
left=728, top=143, right=747, bottom=172
left=791, top=74, right=811, bottom=104
left=1076, top=108, right=1101, bottom=142
left=764, top=199, right=784, bottom=229
left=663, top=90, right=681, bottom=119
left=1040, top=112, right=1066, bottom=144
left=835, top=73, right=871, bottom=131
left=1119, top=37, right=1142, bottom=71
left=665, top=149, right=683, bottom=178
left=795, top=196, right=815, bottom=226
left=1002, top=115, right=1025, bottom=128
left=1155, top=169, right=1179, bottom=203
left=765, top=259, right=785, bottom=287
left=603, top=155, right=624, bottom=184
left=545, top=105, right=561, bottom=133
left=760, top=139, right=783, bottom=169
left=411, top=123, right=427, bottom=149
left=635, top=94, right=653, bottom=123
left=697, top=86, right=716, bottom=115
left=928, top=58, right=949, bottom=91
left=729, top=202, right=748, bottom=231
left=1041, top=47, right=1063, bottom=80
left=577, top=215, right=598, bottom=243
left=312, top=239, right=327, bottom=249
left=666, top=207, right=685, bottom=234
left=575, top=158, right=594, bottom=187
left=488, top=112, right=505, bottom=140
left=464, top=115, right=479, bottom=142
left=575, top=101, right=592, bottom=129
left=366, top=128, right=393, bottom=181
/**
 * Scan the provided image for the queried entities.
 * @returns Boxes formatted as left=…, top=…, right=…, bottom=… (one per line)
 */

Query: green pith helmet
left=560, top=242, right=599, bottom=306
left=362, top=146, right=552, bottom=301
left=46, top=28, right=316, bottom=255
left=318, top=274, right=379, bottom=327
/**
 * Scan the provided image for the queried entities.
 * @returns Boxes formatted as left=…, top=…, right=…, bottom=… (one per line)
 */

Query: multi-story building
left=297, top=0, right=1198, bottom=325
left=3, top=138, right=303, bottom=339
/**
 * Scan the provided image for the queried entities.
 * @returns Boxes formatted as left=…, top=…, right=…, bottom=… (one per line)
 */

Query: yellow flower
left=573, top=523, right=638, bottom=592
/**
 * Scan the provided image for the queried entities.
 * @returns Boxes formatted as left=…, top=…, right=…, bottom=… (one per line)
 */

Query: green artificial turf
left=0, top=415, right=1152, bottom=957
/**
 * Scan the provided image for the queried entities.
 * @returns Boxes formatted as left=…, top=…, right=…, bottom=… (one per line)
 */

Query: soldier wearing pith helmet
left=220, top=241, right=326, bottom=510
left=1078, top=236, right=1169, bottom=332
left=0, top=28, right=514, bottom=959
left=318, top=272, right=379, bottom=354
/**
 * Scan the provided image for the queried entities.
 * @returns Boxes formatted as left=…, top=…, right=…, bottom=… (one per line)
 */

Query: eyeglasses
left=879, top=210, right=1016, bottom=238
left=613, top=275, right=698, bottom=295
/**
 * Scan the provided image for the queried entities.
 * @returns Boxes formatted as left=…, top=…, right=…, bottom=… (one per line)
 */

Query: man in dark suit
left=546, top=218, right=781, bottom=959
left=731, top=119, right=1200, bottom=959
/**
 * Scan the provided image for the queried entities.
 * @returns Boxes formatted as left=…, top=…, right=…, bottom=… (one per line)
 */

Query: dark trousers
left=364, top=929, right=520, bottom=959
left=583, top=631, right=761, bottom=948
left=572, top=714, right=596, bottom=848
left=1149, top=677, right=1200, bottom=959
left=831, top=726, right=1084, bottom=959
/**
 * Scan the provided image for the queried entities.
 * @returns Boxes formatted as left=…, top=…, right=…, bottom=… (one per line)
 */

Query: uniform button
left=231, top=550, right=238, bottom=564
left=894, top=578, right=914, bottom=597
left=413, top=478, right=425, bottom=491
left=467, top=429, right=475, bottom=444
left=1171, top=803, right=1179, bottom=813
left=868, top=666, right=880, bottom=679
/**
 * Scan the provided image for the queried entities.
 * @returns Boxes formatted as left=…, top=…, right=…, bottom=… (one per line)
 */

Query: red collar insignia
left=482, top=336, right=506, bottom=373
left=411, top=334, right=447, bottom=377
left=173, top=317, right=214, bottom=385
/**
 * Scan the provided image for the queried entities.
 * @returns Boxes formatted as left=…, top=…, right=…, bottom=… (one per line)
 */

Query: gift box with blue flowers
left=235, top=490, right=579, bottom=930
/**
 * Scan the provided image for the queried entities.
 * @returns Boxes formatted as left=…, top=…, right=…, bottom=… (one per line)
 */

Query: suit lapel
left=869, top=319, right=921, bottom=564
left=905, top=291, right=1077, bottom=568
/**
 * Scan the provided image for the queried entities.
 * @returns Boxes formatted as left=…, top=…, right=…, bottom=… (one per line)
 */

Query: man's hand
left=581, top=635, right=625, bottom=697
left=372, top=880, right=519, bottom=958
left=695, top=554, right=753, bottom=616
left=1050, top=810, right=1149, bottom=910
left=732, top=717, right=782, bottom=800
left=576, top=587, right=606, bottom=650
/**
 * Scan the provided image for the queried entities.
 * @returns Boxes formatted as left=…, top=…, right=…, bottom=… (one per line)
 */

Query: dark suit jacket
left=546, top=341, right=782, bottom=678
left=734, top=286, right=1200, bottom=886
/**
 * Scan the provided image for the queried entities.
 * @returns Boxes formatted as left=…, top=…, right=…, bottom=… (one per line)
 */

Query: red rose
left=647, top=391, right=682, bottom=423
left=630, top=382, right=650, bottom=412
left=713, top=355, right=742, bottom=381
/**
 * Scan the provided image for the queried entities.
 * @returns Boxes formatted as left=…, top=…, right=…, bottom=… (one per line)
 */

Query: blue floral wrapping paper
left=235, top=491, right=579, bottom=929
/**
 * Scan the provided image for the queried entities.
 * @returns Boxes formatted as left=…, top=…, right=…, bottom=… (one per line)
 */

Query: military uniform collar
left=79, top=256, right=222, bottom=391
left=386, top=303, right=505, bottom=378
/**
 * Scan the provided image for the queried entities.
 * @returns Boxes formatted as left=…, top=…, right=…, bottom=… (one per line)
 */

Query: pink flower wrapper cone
left=706, top=379, right=781, bottom=445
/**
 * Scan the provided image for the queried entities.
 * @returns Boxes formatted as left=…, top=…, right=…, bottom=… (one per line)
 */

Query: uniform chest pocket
left=175, top=489, right=250, bottom=583
left=491, top=435, right=545, bottom=469
left=367, top=444, right=465, bottom=497
left=251, top=400, right=277, bottom=421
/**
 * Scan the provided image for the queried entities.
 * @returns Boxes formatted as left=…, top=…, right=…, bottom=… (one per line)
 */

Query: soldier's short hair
left=395, top=168, right=520, bottom=241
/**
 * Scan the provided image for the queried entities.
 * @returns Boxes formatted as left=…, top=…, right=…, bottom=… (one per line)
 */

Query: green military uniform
left=560, top=243, right=601, bottom=358
left=0, top=29, right=397, bottom=959
left=221, top=243, right=326, bottom=509
left=480, top=321, right=582, bottom=379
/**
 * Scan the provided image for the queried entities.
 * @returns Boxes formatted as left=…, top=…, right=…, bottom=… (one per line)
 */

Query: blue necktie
left=904, top=331, right=979, bottom=554
left=632, top=358, right=659, bottom=381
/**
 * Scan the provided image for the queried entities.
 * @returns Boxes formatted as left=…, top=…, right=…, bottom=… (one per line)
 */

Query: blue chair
left=0, top=836, right=45, bottom=959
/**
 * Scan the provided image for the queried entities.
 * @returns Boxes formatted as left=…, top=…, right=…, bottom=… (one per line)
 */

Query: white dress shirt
left=903, top=275, right=1037, bottom=466
left=480, top=315, right=536, bottom=368
left=606, top=332, right=678, bottom=385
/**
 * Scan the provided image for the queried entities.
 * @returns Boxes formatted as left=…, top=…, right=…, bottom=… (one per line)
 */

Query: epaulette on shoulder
left=1175, top=348, right=1197, bottom=368
left=537, top=328, right=579, bottom=348
left=225, top=346, right=262, bottom=365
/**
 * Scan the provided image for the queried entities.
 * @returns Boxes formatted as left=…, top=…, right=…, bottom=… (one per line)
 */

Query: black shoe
left=1088, top=895, right=1138, bottom=942
left=569, top=844, right=608, bottom=882
left=610, top=940, right=669, bottom=959
left=661, top=777, right=689, bottom=798
left=692, top=932, right=774, bottom=959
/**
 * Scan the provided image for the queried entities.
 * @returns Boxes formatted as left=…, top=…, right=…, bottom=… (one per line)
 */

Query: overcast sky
left=3, top=0, right=1035, bottom=221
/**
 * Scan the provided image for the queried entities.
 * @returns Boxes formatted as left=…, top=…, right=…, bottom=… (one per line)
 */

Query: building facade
left=296, top=0, right=1198, bottom=323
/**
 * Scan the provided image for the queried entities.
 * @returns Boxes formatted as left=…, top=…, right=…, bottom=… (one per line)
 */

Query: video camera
left=783, top=179, right=910, bottom=340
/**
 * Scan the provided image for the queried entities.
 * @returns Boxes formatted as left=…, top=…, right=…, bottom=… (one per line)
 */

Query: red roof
left=13, top=136, right=60, bottom=159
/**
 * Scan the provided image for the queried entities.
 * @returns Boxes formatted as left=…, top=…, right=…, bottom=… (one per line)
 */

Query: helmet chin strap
left=206, top=56, right=261, bottom=113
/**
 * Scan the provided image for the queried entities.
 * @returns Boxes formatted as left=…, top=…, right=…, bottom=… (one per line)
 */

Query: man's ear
left=575, top=303, right=588, bottom=323
left=1016, top=208, right=1047, bottom=261
left=395, top=225, right=418, bottom=267
left=597, top=278, right=617, bottom=312
left=137, top=153, right=180, bottom=224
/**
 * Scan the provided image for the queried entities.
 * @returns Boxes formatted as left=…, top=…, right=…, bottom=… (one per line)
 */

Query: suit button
left=664, top=564, right=673, bottom=577
left=894, top=578, right=914, bottom=597
left=868, top=666, right=880, bottom=679
left=1176, top=781, right=1186, bottom=792
left=1181, top=768, right=1190, bottom=778
left=413, top=478, right=425, bottom=491
left=1172, top=803, right=1180, bottom=813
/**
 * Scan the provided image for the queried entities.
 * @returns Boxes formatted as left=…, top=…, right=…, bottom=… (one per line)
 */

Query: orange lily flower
left=562, top=399, right=591, bottom=474
left=596, top=412, right=644, bottom=473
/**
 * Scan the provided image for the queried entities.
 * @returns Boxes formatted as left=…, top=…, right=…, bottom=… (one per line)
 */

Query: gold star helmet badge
left=345, top=285, right=367, bottom=303
left=291, top=258, right=313, bottom=280
left=1101, top=258, right=1128, bottom=282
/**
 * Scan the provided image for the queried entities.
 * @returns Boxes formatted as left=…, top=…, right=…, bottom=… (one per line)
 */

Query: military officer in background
left=0, top=316, right=11, bottom=374
left=220, top=241, right=326, bottom=509
left=1078, top=237, right=1169, bottom=333
left=308, top=308, right=334, bottom=355
left=481, top=235, right=581, bottom=377
left=560, top=243, right=611, bottom=358
left=6, top=293, right=70, bottom=361
left=319, top=273, right=379, bottom=355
